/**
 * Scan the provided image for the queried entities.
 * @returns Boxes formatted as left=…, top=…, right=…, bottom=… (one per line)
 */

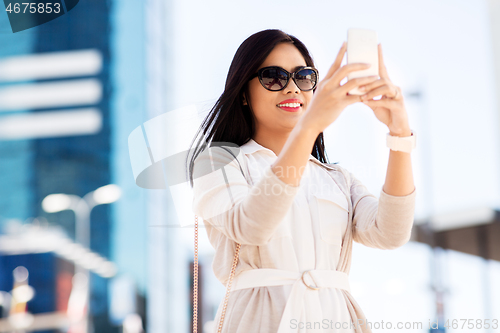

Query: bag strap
left=193, top=145, right=251, bottom=333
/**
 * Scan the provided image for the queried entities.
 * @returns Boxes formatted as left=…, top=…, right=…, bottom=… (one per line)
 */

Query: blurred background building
left=1, top=0, right=500, bottom=332
left=0, top=0, right=147, bottom=331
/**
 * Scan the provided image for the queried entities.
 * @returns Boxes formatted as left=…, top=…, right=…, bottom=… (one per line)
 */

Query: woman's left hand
left=358, top=44, right=411, bottom=136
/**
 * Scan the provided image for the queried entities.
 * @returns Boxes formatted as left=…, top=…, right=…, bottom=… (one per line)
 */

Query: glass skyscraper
left=0, top=0, right=149, bottom=331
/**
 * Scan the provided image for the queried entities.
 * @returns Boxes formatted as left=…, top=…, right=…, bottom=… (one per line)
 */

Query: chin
left=280, top=119, right=300, bottom=131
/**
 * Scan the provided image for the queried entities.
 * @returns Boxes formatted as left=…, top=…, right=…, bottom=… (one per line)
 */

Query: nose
left=283, top=77, right=301, bottom=94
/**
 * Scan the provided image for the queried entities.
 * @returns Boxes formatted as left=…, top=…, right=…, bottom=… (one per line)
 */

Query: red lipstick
left=276, top=99, right=303, bottom=112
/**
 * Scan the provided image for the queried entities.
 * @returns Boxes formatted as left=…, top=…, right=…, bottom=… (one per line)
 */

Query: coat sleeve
left=348, top=169, right=417, bottom=250
left=192, top=146, right=300, bottom=246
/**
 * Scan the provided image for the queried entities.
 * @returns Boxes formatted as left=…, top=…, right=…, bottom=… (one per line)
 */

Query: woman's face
left=245, top=42, right=314, bottom=135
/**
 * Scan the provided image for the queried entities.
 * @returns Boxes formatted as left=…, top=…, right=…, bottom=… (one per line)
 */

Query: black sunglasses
left=249, top=66, right=319, bottom=92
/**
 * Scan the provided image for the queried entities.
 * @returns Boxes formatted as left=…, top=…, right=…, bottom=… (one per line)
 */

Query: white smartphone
left=346, top=28, right=379, bottom=95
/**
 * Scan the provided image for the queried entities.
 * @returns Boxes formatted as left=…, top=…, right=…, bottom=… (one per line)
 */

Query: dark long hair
left=187, top=29, right=335, bottom=188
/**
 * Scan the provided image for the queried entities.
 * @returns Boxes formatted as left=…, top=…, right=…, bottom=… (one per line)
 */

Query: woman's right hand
left=300, top=41, right=379, bottom=134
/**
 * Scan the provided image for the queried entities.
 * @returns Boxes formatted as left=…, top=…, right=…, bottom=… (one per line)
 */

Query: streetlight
left=42, top=184, right=121, bottom=249
left=41, top=184, right=121, bottom=333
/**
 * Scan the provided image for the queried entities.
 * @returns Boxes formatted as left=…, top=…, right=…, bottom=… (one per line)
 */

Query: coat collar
left=240, top=138, right=336, bottom=171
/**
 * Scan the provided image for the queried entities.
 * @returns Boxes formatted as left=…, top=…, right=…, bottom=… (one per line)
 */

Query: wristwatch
left=386, top=130, right=416, bottom=153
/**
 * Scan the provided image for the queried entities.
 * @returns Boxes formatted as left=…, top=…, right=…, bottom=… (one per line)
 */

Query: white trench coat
left=192, top=138, right=417, bottom=333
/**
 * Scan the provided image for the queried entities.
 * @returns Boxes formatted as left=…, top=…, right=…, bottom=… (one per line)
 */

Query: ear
left=242, top=93, right=247, bottom=106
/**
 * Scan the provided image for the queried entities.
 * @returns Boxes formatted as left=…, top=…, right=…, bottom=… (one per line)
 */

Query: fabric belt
left=230, top=268, right=351, bottom=333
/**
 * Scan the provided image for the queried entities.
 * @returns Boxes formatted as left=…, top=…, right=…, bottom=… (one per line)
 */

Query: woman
left=188, top=29, right=416, bottom=333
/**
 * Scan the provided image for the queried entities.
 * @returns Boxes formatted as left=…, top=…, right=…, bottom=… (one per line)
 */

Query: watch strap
left=386, top=130, right=416, bottom=153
